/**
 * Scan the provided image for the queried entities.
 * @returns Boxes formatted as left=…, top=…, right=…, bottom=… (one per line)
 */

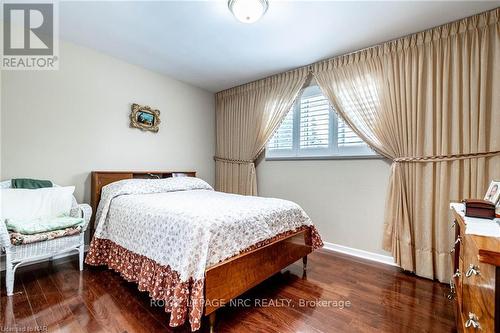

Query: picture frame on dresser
left=484, top=180, right=500, bottom=205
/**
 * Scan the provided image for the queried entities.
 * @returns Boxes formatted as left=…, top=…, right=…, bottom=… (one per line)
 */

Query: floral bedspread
left=86, top=177, right=323, bottom=331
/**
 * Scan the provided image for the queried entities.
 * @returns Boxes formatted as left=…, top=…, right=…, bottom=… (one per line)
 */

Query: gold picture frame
left=130, top=103, right=161, bottom=133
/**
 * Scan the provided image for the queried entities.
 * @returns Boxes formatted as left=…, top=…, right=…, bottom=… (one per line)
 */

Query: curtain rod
left=216, top=7, right=498, bottom=95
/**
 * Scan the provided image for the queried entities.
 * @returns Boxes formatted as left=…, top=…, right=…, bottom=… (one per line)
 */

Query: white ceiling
left=60, top=1, right=500, bottom=92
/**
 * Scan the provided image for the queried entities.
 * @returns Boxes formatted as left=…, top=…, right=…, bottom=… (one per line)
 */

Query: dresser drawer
left=461, top=239, right=496, bottom=332
left=451, top=205, right=500, bottom=333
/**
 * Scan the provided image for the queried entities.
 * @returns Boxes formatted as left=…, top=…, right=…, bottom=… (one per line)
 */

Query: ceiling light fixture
left=228, top=0, right=269, bottom=24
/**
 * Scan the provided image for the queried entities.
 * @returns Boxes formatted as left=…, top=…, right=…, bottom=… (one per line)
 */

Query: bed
left=85, top=171, right=323, bottom=332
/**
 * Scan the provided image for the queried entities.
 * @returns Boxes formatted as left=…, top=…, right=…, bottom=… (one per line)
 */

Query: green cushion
left=11, top=178, right=53, bottom=189
left=5, top=216, right=84, bottom=235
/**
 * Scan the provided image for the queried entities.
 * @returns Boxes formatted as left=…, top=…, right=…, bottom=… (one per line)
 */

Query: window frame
left=266, top=85, right=381, bottom=161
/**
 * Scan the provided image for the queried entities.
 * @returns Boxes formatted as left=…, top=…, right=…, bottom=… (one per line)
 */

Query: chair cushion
left=11, top=178, right=52, bottom=189
left=6, top=216, right=84, bottom=235
left=9, top=225, right=83, bottom=246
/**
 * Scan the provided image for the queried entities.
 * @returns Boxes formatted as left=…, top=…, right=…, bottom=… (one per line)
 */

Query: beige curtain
left=215, top=68, right=308, bottom=195
left=313, top=8, right=500, bottom=282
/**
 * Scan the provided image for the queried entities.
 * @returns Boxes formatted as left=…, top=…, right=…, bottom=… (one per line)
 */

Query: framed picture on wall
left=130, top=103, right=161, bottom=132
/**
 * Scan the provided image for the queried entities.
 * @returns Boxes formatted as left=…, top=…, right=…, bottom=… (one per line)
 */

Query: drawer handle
left=447, top=279, right=455, bottom=300
left=453, top=270, right=461, bottom=278
left=465, top=264, right=480, bottom=277
left=450, top=236, right=461, bottom=254
left=465, top=312, right=481, bottom=329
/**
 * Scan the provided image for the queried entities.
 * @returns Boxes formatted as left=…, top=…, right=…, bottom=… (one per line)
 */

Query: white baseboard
left=1, top=243, right=395, bottom=273
left=322, top=241, right=397, bottom=267
left=0, top=245, right=89, bottom=272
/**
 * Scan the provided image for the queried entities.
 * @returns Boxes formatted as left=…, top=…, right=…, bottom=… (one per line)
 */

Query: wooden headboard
left=90, top=170, right=196, bottom=235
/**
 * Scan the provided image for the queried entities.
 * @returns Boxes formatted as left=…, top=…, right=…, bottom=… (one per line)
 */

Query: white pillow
left=0, top=186, right=75, bottom=221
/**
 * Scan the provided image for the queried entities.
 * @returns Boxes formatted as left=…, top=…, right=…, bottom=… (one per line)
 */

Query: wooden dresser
left=450, top=204, right=500, bottom=332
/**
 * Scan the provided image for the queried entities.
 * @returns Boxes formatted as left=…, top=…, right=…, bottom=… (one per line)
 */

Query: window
left=266, top=85, right=376, bottom=159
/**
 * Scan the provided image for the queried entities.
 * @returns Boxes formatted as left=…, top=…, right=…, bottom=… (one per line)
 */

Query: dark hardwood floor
left=1, top=250, right=456, bottom=332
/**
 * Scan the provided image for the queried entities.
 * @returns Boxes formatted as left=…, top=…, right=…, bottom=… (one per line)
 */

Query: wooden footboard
left=204, top=228, right=312, bottom=315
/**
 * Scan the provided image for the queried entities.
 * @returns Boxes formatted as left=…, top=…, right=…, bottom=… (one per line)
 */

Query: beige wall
left=1, top=41, right=390, bottom=257
left=257, top=158, right=392, bottom=256
left=1, top=42, right=215, bottom=203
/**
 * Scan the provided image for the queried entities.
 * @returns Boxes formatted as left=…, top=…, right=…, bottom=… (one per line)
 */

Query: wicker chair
left=0, top=180, right=92, bottom=296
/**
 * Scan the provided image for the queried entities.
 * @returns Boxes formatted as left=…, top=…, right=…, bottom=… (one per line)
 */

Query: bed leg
left=209, top=311, right=216, bottom=333
left=302, top=255, right=308, bottom=271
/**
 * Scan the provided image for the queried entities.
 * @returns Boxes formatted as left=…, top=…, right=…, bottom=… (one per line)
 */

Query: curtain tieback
left=214, top=156, right=254, bottom=164
left=393, top=150, right=500, bottom=163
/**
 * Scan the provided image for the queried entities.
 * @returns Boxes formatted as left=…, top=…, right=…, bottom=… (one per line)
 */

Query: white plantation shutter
left=337, top=117, right=365, bottom=147
left=267, top=108, right=294, bottom=150
left=299, top=94, right=330, bottom=149
left=267, top=85, right=376, bottom=158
